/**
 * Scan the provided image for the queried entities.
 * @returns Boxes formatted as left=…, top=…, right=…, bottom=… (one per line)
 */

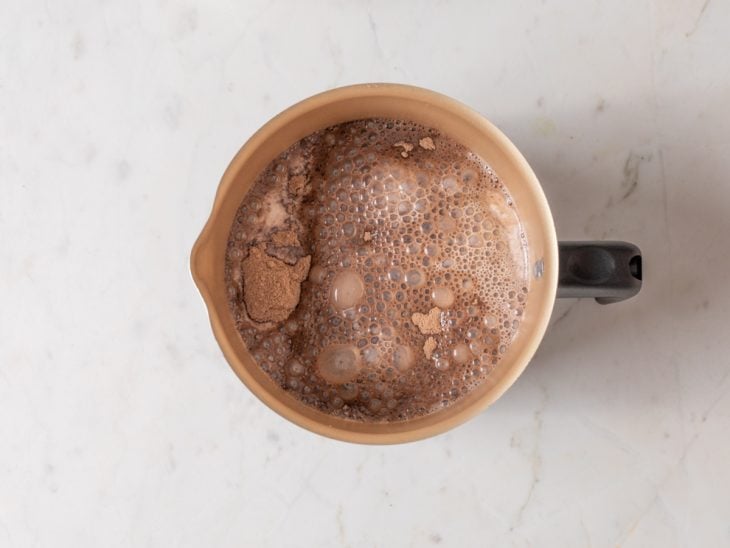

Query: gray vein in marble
left=220, top=2, right=275, bottom=65
left=325, top=31, right=345, bottom=86
left=619, top=374, right=730, bottom=545
left=71, top=31, right=85, bottom=60
left=44, top=463, right=58, bottom=493
left=700, top=367, right=730, bottom=423
left=84, top=144, right=97, bottom=164
left=429, top=532, right=443, bottom=544
left=511, top=394, right=546, bottom=531
left=618, top=489, right=666, bottom=545
left=116, top=159, right=131, bottom=181
left=336, top=504, right=349, bottom=547
left=163, top=95, right=182, bottom=131
left=283, top=453, right=329, bottom=509
left=686, top=0, right=711, bottom=37
left=659, top=148, right=670, bottom=238
left=367, top=13, right=386, bottom=61
left=176, top=7, right=198, bottom=38
left=579, top=515, right=592, bottom=547
left=167, top=442, right=177, bottom=472
left=354, top=455, right=371, bottom=486
left=620, top=152, right=651, bottom=201
left=552, top=302, right=578, bottom=327
left=579, top=417, right=636, bottom=456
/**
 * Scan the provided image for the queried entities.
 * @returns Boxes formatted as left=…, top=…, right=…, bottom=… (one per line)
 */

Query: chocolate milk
left=225, top=118, right=529, bottom=422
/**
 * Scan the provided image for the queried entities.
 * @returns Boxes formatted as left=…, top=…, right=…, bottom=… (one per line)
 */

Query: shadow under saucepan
left=464, top=96, right=730, bottom=423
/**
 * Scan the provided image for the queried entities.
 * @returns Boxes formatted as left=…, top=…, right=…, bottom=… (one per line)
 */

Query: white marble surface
left=2, top=0, right=730, bottom=546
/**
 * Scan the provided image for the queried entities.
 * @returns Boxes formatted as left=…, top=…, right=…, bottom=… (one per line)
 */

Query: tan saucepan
left=191, top=84, right=641, bottom=444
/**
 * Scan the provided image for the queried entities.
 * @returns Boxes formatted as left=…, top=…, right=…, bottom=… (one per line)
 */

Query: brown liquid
left=225, top=118, right=528, bottom=422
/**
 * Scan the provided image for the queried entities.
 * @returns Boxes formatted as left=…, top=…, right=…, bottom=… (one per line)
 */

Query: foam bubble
left=467, top=234, right=484, bottom=247
left=483, top=315, right=498, bottom=328
left=441, top=176, right=459, bottom=194
left=424, top=243, right=440, bottom=257
left=309, top=265, right=327, bottom=284
left=393, top=345, right=415, bottom=372
left=338, top=382, right=358, bottom=400
left=405, top=269, right=425, bottom=287
left=330, top=270, right=365, bottom=311
left=431, top=286, right=455, bottom=308
left=362, top=345, right=380, bottom=365
left=317, top=344, right=361, bottom=384
left=287, top=359, right=305, bottom=376
left=437, top=216, right=457, bottom=233
left=451, top=343, right=472, bottom=364
left=435, top=358, right=450, bottom=370
left=388, top=268, right=403, bottom=282
left=469, top=340, right=486, bottom=355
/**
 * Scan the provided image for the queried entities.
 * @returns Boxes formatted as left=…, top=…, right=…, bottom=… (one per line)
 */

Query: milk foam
left=225, top=118, right=529, bottom=422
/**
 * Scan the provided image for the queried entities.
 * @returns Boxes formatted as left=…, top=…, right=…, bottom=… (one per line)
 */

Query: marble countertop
left=2, top=1, right=729, bottom=546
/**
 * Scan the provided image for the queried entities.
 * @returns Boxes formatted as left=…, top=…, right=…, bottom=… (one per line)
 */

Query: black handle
left=557, top=241, right=642, bottom=304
